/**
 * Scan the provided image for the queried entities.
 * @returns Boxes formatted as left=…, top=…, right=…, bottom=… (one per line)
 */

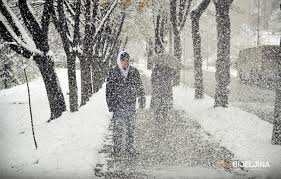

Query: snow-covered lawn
left=174, top=86, right=281, bottom=179
left=139, top=64, right=281, bottom=178
left=0, top=69, right=111, bottom=178
left=181, top=68, right=275, bottom=123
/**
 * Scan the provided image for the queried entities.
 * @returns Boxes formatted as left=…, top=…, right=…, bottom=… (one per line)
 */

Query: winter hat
left=117, top=51, right=130, bottom=78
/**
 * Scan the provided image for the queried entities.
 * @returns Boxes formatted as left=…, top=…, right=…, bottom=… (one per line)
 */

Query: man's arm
left=106, top=70, right=116, bottom=112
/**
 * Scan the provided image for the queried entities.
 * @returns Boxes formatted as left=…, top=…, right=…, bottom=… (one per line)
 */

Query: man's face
left=121, top=58, right=129, bottom=69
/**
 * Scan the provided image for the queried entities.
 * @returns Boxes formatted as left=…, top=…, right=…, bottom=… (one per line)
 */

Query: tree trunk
left=80, top=0, right=94, bottom=106
left=191, top=16, right=204, bottom=99
left=20, top=0, right=66, bottom=119
left=52, top=0, right=80, bottom=112
left=169, top=0, right=192, bottom=87
left=80, top=56, right=92, bottom=106
left=0, top=0, right=66, bottom=120
left=67, top=0, right=81, bottom=112
left=147, top=38, right=154, bottom=70
left=3, top=63, right=8, bottom=89
left=272, top=37, right=281, bottom=145
left=214, top=3, right=231, bottom=107
left=34, top=55, right=66, bottom=121
left=66, top=52, right=78, bottom=112
left=92, top=56, right=103, bottom=93
left=190, top=0, right=210, bottom=99
left=173, top=32, right=181, bottom=86
left=154, top=13, right=166, bottom=55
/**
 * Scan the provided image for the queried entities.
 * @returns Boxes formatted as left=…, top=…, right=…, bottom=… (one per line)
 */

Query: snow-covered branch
left=0, top=15, right=43, bottom=55
left=179, top=0, right=192, bottom=32
left=26, top=0, right=42, bottom=29
left=93, top=0, right=119, bottom=40
left=190, top=0, right=211, bottom=18
left=64, top=0, right=75, bottom=18
left=19, top=0, right=43, bottom=40
left=1, top=1, right=36, bottom=48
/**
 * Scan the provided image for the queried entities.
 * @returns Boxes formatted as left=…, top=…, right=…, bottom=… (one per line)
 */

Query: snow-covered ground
left=174, top=86, right=281, bottom=179
left=0, top=69, right=111, bottom=178
left=139, top=64, right=281, bottom=179
left=181, top=66, right=276, bottom=124
left=0, top=65, right=280, bottom=178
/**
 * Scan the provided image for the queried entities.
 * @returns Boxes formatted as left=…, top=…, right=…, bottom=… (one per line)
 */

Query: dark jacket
left=150, top=64, right=176, bottom=110
left=106, top=65, right=145, bottom=112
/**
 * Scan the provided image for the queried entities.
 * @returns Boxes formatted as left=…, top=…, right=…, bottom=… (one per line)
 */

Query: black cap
left=120, top=52, right=130, bottom=60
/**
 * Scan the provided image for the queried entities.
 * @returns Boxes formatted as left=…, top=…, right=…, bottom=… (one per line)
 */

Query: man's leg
left=125, top=110, right=136, bottom=152
left=112, top=111, right=124, bottom=156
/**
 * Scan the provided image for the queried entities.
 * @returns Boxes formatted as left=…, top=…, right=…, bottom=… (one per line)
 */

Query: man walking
left=106, top=51, right=146, bottom=157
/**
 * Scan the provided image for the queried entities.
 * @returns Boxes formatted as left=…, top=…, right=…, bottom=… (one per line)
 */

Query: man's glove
left=138, top=96, right=146, bottom=109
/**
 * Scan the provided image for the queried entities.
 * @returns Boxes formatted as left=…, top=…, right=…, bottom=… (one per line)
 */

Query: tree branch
left=89, top=0, right=99, bottom=38
left=72, top=0, right=81, bottom=51
left=51, top=0, right=72, bottom=53
left=64, top=0, right=75, bottom=18
left=41, top=0, right=53, bottom=40
left=0, top=1, right=21, bottom=36
left=1, top=1, right=36, bottom=47
left=179, top=0, right=187, bottom=26
left=190, top=0, right=211, bottom=18
left=179, top=0, right=192, bottom=32
left=19, top=0, right=42, bottom=41
left=170, top=0, right=179, bottom=35
left=92, top=0, right=118, bottom=40
left=57, top=0, right=72, bottom=42
left=0, top=20, right=40, bottom=57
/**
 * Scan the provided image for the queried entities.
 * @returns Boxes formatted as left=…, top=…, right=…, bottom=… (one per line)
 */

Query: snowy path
left=135, top=109, right=233, bottom=169
left=96, top=109, right=247, bottom=179
left=181, top=70, right=275, bottom=123
left=134, top=109, right=244, bottom=178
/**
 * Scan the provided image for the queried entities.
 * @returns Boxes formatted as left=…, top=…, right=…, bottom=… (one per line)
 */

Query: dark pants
left=112, top=109, right=136, bottom=153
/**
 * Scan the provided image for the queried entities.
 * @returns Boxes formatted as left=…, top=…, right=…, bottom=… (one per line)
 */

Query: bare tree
left=154, top=12, right=166, bottom=54
left=51, top=0, right=81, bottom=112
left=80, top=0, right=119, bottom=106
left=92, top=11, right=126, bottom=93
left=0, top=0, right=66, bottom=121
left=79, top=0, right=97, bottom=105
left=149, top=4, right=169, bottom=110
left=53, top=0, right=120, bottom=107
left=170, top=0, right=192, bottom=86
left=190, top=0, right=211, bottom=99
left=213, top=0, right=234, bottom=107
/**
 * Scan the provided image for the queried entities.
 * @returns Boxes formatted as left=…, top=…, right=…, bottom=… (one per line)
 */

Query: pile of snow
left=173, top=85, right=281, bottom=179
left=137, top=64, right=280, bottom=178
left=0, top=69, right=111, bottom=178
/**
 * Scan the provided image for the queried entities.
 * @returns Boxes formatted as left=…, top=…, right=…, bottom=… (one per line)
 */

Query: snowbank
left=0, top=69, right=111, bottom=178
left=136, top=63, right=280, bottom=178
left=173, top=85, right=281, bottom=179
